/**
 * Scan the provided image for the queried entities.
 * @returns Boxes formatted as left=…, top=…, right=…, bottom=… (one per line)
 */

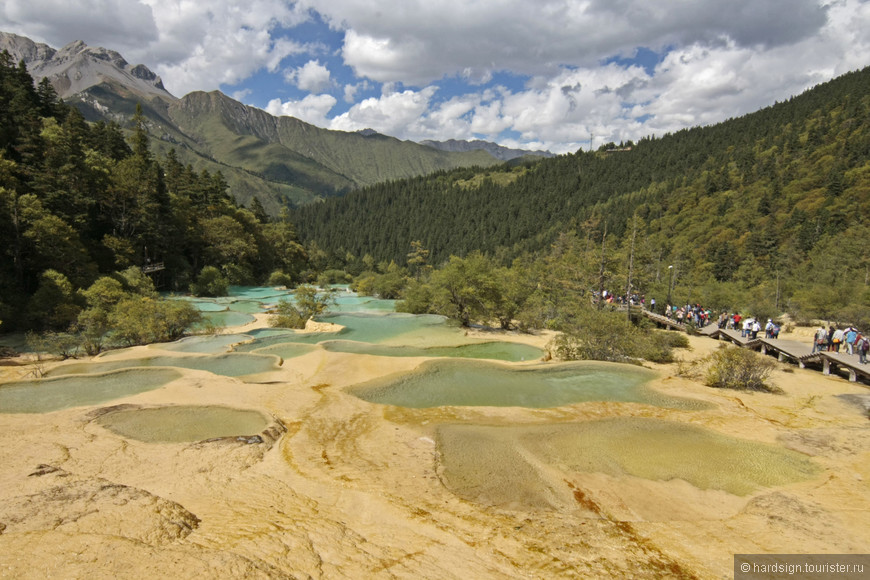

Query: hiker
left=813, top=326, right=827, bottom=353
left=832, top=327, right=845, bottom=352
left=845, top=327, right=858, bottom=355
left=751, top=319, right=761, bottom=339
left=858, top=335, right=869, bottom=364
left=764, top=319, right=774, bottom=338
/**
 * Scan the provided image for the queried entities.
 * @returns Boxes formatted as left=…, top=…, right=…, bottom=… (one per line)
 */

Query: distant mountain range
left=0, top=31, right=550, bottom=214
left=420, top=139, right=554, bottom=161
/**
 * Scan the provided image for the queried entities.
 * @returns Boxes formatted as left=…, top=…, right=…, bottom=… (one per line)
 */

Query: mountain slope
left=1, top=31, right=500, bottom=212
left=420, top=138, right=555, bottom=161
left=293, top=65, right=870, bottom=284
left=167, top=91, right=498, bottom=191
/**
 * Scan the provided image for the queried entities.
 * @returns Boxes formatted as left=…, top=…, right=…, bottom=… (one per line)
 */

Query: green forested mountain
left=294, top=66, right=870, bottom=323
left=0, top=32, right=500, bottom=215
left=0, top=52, right=312, bottom=331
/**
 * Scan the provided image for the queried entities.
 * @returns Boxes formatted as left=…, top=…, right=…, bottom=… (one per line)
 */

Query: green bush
left=318, top=269, right=352, bottom=285
left=270, top=299, right=307, bottom=329
left=109, top=297, right=202, bottom=345
left=267, top=270, right=295, bottom=288
left=655, top=330, right=691, bottom=349
left=549, top=308, right=643, bottom=363
left=190, top=266, right=229, bottom=297
left=705, top=347, right=779, bottom=392
left=270, top=286, right=336, bottom=329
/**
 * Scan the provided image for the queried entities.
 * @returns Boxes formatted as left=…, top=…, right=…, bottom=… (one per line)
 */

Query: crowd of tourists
left=811, top=325, right=870, bottom=363
left=661, top=302, right=869, bottom=364
left=600, top=290, right=869, bottom=364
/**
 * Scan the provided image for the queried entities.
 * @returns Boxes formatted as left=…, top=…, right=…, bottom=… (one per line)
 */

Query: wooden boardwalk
left=638, top=309, right=870, bottom=384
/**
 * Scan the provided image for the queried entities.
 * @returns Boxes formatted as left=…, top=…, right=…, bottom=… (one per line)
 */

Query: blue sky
left=3, top=0, right=870, bottom=153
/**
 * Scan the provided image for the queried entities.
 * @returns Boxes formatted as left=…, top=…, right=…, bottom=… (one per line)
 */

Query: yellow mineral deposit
left=0, top=311, right=868, bottom=578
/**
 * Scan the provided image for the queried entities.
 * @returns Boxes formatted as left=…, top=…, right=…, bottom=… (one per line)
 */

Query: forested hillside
left=294, top=66, right=870, bottom=324
left=0, top=52, right=309, bottom=332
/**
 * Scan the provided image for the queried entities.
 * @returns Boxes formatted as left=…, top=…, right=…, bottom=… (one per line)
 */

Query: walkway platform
left=638, top=309, right=870, bottom=384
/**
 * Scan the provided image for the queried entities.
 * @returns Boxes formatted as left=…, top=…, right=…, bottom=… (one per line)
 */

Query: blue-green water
left=235, top=313, right=462, bottom=351
left=45, top=353, right=281, bottom=378
left=159, top=334, right=253, bottom=354
left=349, top=359, right=707, bottom=409
left=201, top=310, right=256, bottom=328
left=0, top=369, right=182, bottom=413
left=250, top=343, right=319, bottom=359
left=321, top=340, right=544, bottom=362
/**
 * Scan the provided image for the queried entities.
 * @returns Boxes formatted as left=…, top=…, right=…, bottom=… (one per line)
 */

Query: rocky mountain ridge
left=0, top=32, right=172, bottom=101
left=0, top=31, right=508, bottom=212
left=420, top=138, right=554, bottom=161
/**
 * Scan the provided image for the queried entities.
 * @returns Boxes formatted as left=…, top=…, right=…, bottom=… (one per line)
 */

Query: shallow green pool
left=438, top=417, right=820, bottom=501
left=348, top=359, right=704, bottom=409
left=159, top=334, right=253, bottom=354
left=96, top=405, right=270, bottom=443
left=46, top=353, right=281, bottom=378
left=321, top=340, right=544, bottom=362
left=0, top=369, right=182, bottom=413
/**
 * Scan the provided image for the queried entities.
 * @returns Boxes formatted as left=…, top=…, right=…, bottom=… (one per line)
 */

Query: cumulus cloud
left=1, top=0, right=314, bottom=95
left=1, top=0, right=158, bottom=50
left=301, top=0, right=829, bottom=84
left=329, top=87, right=438, bottom=136
left=4, top=0, right=869, bottom=153
left=286, top=60, right=332, bottom=93
left=316, top=0, right=868, bottom=154
left=265, top=93, right=337, bottom=127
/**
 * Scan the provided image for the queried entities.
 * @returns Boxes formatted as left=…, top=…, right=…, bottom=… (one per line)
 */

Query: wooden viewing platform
left=635, top=308, right=870, bottom=384
left=141, top=262, right=165, bottom=274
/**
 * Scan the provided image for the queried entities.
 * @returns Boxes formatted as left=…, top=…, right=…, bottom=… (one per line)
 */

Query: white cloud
left=286, top=59, right=332, bottom=93
left=301, top=0, right=829, bottom=84
left=329, top=87, right=438, bottom=136
left=265, top=93, right=337, bottom=127
left=4, top=0, right=870, bottom=153
left=1, top=0, right=314, bottom=95
left=2, top=0, right=158, bottom=50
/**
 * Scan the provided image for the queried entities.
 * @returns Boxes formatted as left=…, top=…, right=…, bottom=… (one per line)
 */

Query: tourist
left=813, top=326, right=827, bottom=353
left=827, top=326, right=835, bottom=351
left=858, top=334, right=869, bottom=364
left=844, top=327, right=858, bottom=355
left=765, top=319, right=774, bottom=338
left=832, top=327, right=845, bottom=352
left=751, top=319, right=761, bottom=339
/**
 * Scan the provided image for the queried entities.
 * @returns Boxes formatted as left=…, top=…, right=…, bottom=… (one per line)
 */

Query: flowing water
left=95, top=405, right=270, bottom=443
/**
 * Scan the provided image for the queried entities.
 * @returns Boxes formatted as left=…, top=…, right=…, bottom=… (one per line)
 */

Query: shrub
left=267, top=270, right=295, bottom=288
left=549, top=308, right=643, bottom=363
left=655, top=330, right=691, bottom=350
left=270, top=286, right=336, bottom=329
left=109, top=297, right=202, bottom=345
left=190, top=266, right=229, bottom=297
left=705, top=347, right=779, bottom=392
left=270, top=299, right=307, bottom=329
left=318, top=269, right=352, bottom=285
